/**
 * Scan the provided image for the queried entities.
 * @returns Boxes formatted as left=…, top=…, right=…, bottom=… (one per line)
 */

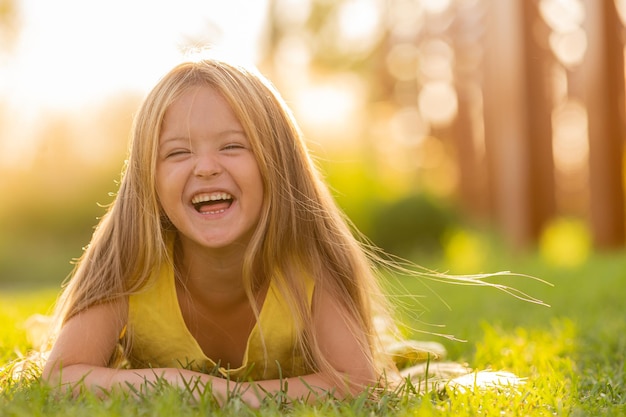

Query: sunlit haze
left=0, top=0, right=268, bottom=167
left=0, top=0, right=619, bottom=239
left=2, top=0, right=268, bottom=110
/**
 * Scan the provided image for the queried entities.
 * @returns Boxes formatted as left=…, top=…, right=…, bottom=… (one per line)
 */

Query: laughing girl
left=41, top=58, right=539, bottom=405
left=42, top=58, right=398, bottom=405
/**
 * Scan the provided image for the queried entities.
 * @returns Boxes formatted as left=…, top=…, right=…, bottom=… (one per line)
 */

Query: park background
left=0, top=0, right=625, bottom=414
left=3, top=0, right=624, bottom=284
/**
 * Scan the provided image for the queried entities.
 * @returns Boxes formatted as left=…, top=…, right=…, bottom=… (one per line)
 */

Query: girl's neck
left=174, top=234, right=250, bottom=298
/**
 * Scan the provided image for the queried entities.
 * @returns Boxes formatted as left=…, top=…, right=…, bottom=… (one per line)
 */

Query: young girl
left=42, top=57, right=400, bottom=405
left=41, top=57, right=536, bottom=404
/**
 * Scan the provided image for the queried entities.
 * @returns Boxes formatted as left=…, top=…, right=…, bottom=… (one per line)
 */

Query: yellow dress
left=127, top=243, right=314, bottom=381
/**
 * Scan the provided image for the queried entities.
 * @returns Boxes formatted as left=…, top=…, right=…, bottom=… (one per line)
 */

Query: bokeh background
left=0, top=0, right=625, bottom=289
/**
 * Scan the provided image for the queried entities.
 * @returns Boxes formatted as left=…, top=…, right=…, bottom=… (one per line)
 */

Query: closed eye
left=165, top=149, right=192, bottom=158
left=222, top=143, right=246, bottom=151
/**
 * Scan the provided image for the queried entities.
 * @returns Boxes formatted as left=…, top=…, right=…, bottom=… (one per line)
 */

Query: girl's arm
left=234, top=286, right=378, bottom=401
left=42, top=290, right=376, bottom=405
left=42, top=299, right=249, bottom=404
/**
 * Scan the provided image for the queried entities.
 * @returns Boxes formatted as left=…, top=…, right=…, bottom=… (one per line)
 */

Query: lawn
left=0, top=246, right=625, bottom=416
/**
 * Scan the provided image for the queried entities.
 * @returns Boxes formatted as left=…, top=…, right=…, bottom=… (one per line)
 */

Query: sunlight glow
left=539, top=0, right=585, bottom=33
left=0, top=0, right=268, bottom=168
left=293, top=74, right=365, bottom=146
left=549, top=27, right=587, bottom=67
left=540, top=0, right=587, bottom=68
left=552, top=99, right=589, bottom=174
left=390, top=106, right=428, bottom=146
left=1, top=0, right=268, bottom=111
left=387, top=0, right=424, bottom=39
left=417, top=81, right=458, bottom=127
left=421, top=0, right=452, bottom=15
left=336, top=0, right=383, bottom=54
left=418, top=39, right=454, bottom=82
left=386, top=43, right=419, bottom=81
left=273, top=0, right=311, bottom=28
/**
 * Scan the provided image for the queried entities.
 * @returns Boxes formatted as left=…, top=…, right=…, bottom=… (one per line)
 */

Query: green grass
left=1, top=248, right=625, bottom=416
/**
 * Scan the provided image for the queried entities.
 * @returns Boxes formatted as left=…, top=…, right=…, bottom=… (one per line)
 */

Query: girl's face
left=156, top=86, right=264, bottom=252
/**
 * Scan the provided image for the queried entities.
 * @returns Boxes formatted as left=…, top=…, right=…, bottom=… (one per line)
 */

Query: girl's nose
left=193, top=153, right=223, bottom=178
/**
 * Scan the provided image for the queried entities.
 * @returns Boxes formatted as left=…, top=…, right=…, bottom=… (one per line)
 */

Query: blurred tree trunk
left=482, top=0, right=531, bottom=248
left=451, top=1, right=489, bottom=220
left=580, top=0, right=626, bottom=249
left=452, top=86, right=487, bottom=219
left=482, top=0, right=554, bottom=248
left=521, top=0, right=556, bottom=239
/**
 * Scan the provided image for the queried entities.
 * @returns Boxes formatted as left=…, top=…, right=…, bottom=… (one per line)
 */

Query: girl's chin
left=177, top=230, right=253, bottom=251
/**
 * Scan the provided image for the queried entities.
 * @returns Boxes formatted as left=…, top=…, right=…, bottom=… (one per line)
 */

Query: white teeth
left=191, top=192, right=233, bottom=205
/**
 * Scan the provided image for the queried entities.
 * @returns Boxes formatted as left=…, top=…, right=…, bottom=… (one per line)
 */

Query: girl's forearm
left=45, top=364, right=362, bottom=406
left=44, top=365, right=226, bottom=401
left=242, top=373, right=348, bottom=402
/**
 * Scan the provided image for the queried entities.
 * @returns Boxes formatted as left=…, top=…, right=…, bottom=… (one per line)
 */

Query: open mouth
left=191, top=192, right=234, bottom=214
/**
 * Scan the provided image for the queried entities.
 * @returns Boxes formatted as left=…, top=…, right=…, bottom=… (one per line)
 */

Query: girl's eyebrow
left=159, top=136, right=189, bottom=146
left=218, top=128, right=247, bottom=137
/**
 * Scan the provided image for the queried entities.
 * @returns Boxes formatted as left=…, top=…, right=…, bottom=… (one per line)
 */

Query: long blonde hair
left=51, top=59, right=395, bottom=386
